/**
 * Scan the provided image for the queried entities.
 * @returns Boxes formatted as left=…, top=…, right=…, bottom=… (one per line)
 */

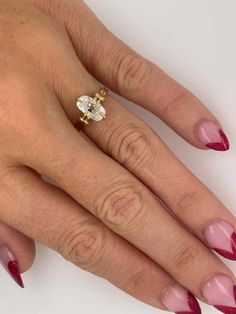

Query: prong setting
left=76, top=88, right=108, bottom=125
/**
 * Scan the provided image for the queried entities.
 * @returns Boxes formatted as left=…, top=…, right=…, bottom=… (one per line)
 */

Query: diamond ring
left=76, top=88, right=108, bottom=125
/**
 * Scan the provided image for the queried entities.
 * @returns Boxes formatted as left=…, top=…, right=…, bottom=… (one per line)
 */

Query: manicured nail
left=0, top=244, right=24, bottom=288
left=161, top=283, right=201, bottom=314
left=202, top=274, right=236, bottom=314
left=204, top=220, right=236, bottom=260
left=197, top=121, right=229, bottom=151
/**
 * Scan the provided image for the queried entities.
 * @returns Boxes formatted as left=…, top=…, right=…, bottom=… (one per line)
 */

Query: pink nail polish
left=196, top=121, right=229, bottom=151
left=161, top=283, right=201, bottom=314
left=0, top=244, right=24, bottom=288
left=204, top=221, right=236, bottom=260
left=202, top=274, right=236, bottom=314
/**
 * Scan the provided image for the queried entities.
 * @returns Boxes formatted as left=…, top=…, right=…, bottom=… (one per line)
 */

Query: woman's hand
left=0, top=1, right=234, bottom=313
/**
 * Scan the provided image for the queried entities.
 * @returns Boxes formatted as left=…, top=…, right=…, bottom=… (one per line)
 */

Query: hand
left=0, top=1, right=234, bottom=313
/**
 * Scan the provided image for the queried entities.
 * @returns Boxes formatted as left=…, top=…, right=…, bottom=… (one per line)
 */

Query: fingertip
left=0, top=223, right=35, bottom=273
left=194, top=120, right=230, bottom=152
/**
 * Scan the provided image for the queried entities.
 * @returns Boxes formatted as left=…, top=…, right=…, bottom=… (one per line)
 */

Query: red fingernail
left=161, top=283, right=201, bottom=314
left=204, top=220, right=236, bottom=260
left=0, top=244, right=24, bottom=288
left=197, top=121, right=229, bottom=151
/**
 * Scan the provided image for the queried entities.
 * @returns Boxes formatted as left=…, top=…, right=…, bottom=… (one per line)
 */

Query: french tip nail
left=214, top=305, right=236, bottom=314
left=213, top=233, right=236, bottom=260
left=176, top=294, right=202, bottom=314
left=161, top=284, right=201, bottom=314
left=197, top=121, right=230, bottom=152
left=202, top=274, right=236, bottom=314
left=8, top=260, right=24, bottom=288
left=204, top=221, right=236, bottom=261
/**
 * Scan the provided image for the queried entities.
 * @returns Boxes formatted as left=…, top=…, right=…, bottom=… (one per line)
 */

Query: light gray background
left=1, top=1, right=236, bottom=313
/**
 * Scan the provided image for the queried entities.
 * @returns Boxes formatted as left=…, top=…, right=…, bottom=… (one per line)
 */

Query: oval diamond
left=77, top=96, right=106, bottom=121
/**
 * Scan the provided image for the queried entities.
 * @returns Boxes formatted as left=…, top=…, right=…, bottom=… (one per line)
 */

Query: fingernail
left=204, top=220, right=236, bottom=260
left=0, top=244, right=24, bottom=288
left=202, top=274, right=236, bottom=314
left=196, top=121, right=229, bottom=151
left=161, top=283, right=201, bottom=314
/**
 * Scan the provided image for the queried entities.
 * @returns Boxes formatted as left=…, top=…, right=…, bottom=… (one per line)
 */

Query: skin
left=0, top=0, right=235, bottom=310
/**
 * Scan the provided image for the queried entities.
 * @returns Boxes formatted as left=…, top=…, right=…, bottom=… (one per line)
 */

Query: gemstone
left=76, top=96, right=106, bottom=122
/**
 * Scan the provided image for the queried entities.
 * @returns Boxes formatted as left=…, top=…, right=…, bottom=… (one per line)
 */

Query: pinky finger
left=0, top=165, right=201, bottom=313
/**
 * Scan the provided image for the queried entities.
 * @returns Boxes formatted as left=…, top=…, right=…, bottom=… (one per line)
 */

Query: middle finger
left=26, top=95, right=234, bottom=302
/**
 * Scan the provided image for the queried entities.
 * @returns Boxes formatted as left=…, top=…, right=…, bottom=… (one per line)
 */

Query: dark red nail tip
left=213, top=232, right=236, bottom=260
left=206, top=129, right=230, bottom=151
left=177, top=292, right=201, bottom=314
left=8, top=260, right=24, bottom=288
left=213, top=285, right=236, bottom=314
left=214, top=305, right=236, bottom=314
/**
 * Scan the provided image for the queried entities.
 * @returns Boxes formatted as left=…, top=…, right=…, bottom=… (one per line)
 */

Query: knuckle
left=56, top=220, right=107, bottom=271
left=123, top=264, right=149, bottom=292
left=96, top=180, right=146, bottom=233
left=117, top=52, right=153, bottom=96
left=162, top=90, right=193, bottom=118
left=172, top=242, right=199, bottom=274
left=108, top=122, right=157, bottom=171
left=175, top=189, right=200, bottom=213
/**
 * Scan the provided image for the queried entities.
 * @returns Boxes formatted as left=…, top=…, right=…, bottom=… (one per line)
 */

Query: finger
left=0, top=221, right=35, bottom=288
left=55, top=56, right=236, bottom=263
left=26, top=100, right=235, bottom=310
left=79, top=96, right=236, bottom=261
left=41, top=0, right=230, bottom=151
left=0, top=165, right=198, bottom=312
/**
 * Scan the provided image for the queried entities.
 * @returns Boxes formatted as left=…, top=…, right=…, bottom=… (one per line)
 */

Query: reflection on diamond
left=77, top=96, right=106, bottom=121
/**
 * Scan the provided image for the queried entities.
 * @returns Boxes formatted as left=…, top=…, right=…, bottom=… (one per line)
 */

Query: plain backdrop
left=1, top=1, right=236, bottom=313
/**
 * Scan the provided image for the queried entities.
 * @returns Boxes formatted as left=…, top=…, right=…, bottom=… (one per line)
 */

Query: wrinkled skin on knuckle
left=122, top=263, right=150, bottom=293
left=96, top=180, right=147, bottom=234
left=174, top=188, right=202, bottom=215
left=116, top=51, right=154, bottom=97
left=107, top=122, right=157, bottom=172
left=55, top=220, right=108, bottom=273
left=161, top=89, right=194, bottom=119
left=171, top=241, right=199, bottom=275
